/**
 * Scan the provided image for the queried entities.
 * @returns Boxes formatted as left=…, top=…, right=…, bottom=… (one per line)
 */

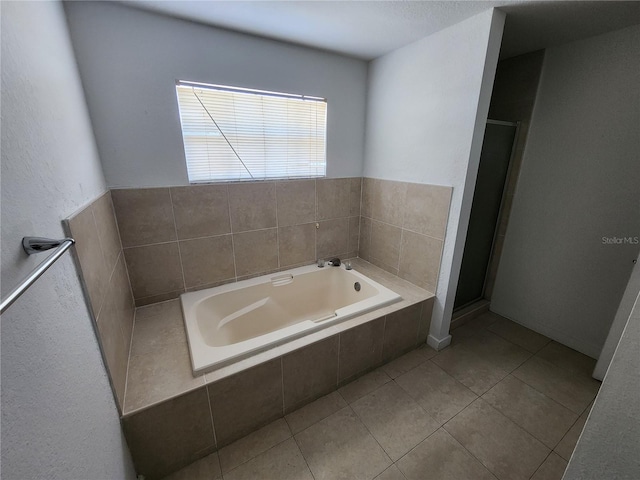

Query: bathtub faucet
left=327, top=258, right=341, bottom=267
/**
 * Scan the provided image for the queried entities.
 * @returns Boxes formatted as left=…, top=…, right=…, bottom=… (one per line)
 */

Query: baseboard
left=427, top=334, right=452, bottom=351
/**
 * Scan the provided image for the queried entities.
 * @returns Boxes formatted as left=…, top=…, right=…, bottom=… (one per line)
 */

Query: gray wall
left=491, top=25, right=640, bottom=358
left=593, top=255, right=640, bottom=380
left=0, top=2, right=135, bottom=478
left=63, top=1, right=368, bottom=188
left=364, top=9, right=505, bottom=348
left=564, top=289, right=640, bottom=479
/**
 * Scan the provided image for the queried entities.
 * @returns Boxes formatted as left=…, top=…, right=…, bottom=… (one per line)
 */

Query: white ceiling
left=123, top=1, right=640, bottom=60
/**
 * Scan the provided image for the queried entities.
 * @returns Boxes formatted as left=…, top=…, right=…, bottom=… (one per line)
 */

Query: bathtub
left=181, top=263, right=402, bottom=374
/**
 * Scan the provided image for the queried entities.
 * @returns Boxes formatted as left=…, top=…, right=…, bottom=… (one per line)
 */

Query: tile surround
left=361, top=177, right=452, bottom=292
left=108, top=177, right=450, bottom=304
left=123, top=268, right=434, bottom=479
left=70, top=178, right=457, bottom=479
left=65, top=191, right=133, bottom=412
left=111, top=178, right=363, bottom=305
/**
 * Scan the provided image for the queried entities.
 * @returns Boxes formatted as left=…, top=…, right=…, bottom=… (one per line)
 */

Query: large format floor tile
left=513, top=356, right=599, bottom=414
left=381, top=348, right=433, bottom=379
left=295, top=407, right=392, bottom=480
left=487, top=317, right=551, bottom=353
left=285, top=391, right=347, bottom=435
left=160, top=453, right=221, bottom=480
left=531, top=452, right=568, bottom=480
left=444, top=398, right=550, bottom=480
left=397, top=429, right=497, bottom=480
left=351, top=382, right=439, bottom=461
left=431, top=344, right=508, bottom=395
left=338, top=369, right=391, bottom=404
left=396, top=361, right=477, bottom=424
left=374, top=465, right=406, bottom=480
left=535, top=341, right=597, bottom=376
left=218, top=418, right=291, bottom=474
left=224, top=438, right=313, bottom=480
left=482, top=375, right=578, bottom=448
left=459, top=330, right=532, bottom=372
left=554, top=411, right=588, bottom=461
left=156, top=312, right=601, bottom=480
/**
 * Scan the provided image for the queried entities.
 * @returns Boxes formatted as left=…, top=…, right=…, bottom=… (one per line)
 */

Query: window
left=175, top=81, right=327, bottom=183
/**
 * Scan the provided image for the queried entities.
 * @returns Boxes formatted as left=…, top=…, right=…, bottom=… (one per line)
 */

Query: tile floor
left=161, top=312, right=600, bottom=480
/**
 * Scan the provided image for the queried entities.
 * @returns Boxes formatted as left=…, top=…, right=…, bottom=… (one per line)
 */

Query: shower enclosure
left=454, top=120, right=518, bottom=310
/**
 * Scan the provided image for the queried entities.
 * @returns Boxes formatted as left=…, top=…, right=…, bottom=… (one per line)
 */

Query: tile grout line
left=121, top=262, right=137, bottom=415
left=291, top=431, right=318, bottom=480
left=109, top=196, right=137, bottom=314
left=280, top=357, right=286, bottom=416
left=362, top=215, right=447, bottom=243
left=226, top=184, right=239, bottom=280
left=168, top=188, right=188, bottom=292
left=204, top=384, right=219, bottom=453
left=274, top=183, right=281, bottom=270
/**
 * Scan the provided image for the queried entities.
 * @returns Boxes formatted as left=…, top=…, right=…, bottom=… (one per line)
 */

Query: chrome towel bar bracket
left=0, top=237, right=75, bottom=314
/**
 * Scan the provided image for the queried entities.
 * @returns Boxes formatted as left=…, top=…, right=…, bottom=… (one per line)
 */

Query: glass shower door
left=454, top=121, right=517, bottom=310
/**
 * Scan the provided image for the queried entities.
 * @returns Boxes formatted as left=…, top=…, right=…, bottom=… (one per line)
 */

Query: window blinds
left=175, top=82, right=327, bottom=183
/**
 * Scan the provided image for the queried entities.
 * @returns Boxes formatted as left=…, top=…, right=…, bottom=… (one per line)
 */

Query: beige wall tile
left=338, top=317, right=385, bottom=383
left=91, top=191, right=122, bottom=268
left=282, top=336, right=339, bottom=413
left=96, top=286, right=129, bottom=409
left=171, top=185, right=231, bottom=239
left=112, top=188, right=176, bottom=247
left=403, top=183, right=452, bottom=239
left=276, top=180, right=316, bottom=227
left=348, top=216, right=360, bottom=253
left=382, top=303, right=421, bottom=362
left=370, top=220, right=402, bottom=273
left=179, top=235, right=235, bottom=288
left=418, top=298, right=434, bottom=343
left=125, top=341, right=205, bottom=413
left=208, top=359, right=284, bottom=447
left=124, top=242, right=184, bottom=299
left=278, top=223, right=316, bottom=267
left=67, top=205, right=110, bottom=317
left=361, top=178, right=375, bottom=218
left=349, top=177, right=362, bottom=216
left=228, top=182, right=276, bottom=233
left=233, top=228, right=278, bottom=277
left=123, top=388, right=215, bottom=479
left=372, top=179, right=406, bottom=227
left=358, top=216, right=372, bottom=261
left=316, top=218, right=349, bottom=259
left=316, top=178, right=351, bottom=220
left=398, top=230, right=443, bottom=291
left=110, top=253, right=135, bottom=350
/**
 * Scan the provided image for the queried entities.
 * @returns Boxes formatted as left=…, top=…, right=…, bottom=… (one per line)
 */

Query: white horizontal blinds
left=176, top=83, right=327, bottom=182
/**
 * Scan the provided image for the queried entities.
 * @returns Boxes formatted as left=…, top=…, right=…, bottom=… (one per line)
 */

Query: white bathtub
left=181, top=264, right=402, bottom=374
